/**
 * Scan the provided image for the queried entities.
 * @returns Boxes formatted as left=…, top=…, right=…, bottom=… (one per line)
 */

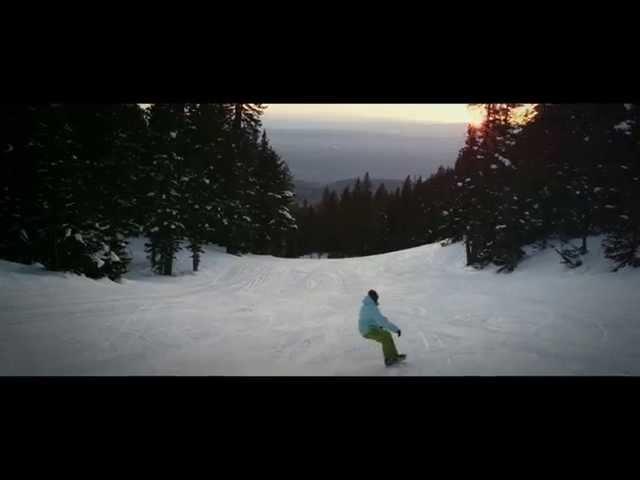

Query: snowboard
left=385, top=354, right=407, bottom=366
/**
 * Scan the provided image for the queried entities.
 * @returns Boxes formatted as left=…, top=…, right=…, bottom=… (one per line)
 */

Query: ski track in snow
left=419, top=331, right=430, bottom=351
left=1, top=236, right=640, bottom=375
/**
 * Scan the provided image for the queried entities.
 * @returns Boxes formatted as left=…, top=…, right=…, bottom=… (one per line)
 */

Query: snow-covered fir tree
left=217, top=103, right=264, bottom=254
left=181, top=103, right=229, bottom=271
left=250, top=131, right=297, bottom=255
left=98, top=104, right=150, bottom=280
left=452, top=104, right=525, bottom=271
left=601, top=103, right=640, bottom=270
left=67, top=104, right=149, bottom=280
left=454, top=121, right=493, bottom=267
left=1, top=105, right=43, bottom=265
left=143, top=104, right=189, bottom=276
left=28, top=105, right=106, bottom=276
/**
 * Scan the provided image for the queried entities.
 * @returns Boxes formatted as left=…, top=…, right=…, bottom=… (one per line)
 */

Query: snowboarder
left=359, top=289, right=406, bottom=366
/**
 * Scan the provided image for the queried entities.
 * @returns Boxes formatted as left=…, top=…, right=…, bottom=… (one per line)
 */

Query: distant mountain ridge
left=294, top=178, right=405, bottom=205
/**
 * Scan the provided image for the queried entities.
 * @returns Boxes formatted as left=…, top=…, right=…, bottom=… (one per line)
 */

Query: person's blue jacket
left=359, top=295, right=400, bottom=336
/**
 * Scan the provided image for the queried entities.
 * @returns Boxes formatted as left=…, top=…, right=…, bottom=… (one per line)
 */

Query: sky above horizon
left=263, top=104, right=483, bottom=126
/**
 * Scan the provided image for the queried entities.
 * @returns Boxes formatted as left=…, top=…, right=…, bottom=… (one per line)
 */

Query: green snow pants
left=364, top=328, right=399, bottom=361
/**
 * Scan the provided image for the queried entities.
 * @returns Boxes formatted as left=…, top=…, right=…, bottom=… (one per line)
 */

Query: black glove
left=398, top=329, right=402, bottom=337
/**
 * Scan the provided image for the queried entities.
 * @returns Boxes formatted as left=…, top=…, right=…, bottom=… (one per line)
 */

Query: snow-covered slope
left=1, top=237, right=639, bottom=376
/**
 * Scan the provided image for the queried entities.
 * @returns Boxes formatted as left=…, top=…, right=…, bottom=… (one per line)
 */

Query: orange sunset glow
left=264, top=104, right=534, bottom=128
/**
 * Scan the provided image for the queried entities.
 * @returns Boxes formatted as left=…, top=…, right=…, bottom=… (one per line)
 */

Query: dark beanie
left=368, top=289, right=379, bottom=304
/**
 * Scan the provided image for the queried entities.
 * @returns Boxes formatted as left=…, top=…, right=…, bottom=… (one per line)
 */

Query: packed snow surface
left=1, top=237, right=639, bottom=375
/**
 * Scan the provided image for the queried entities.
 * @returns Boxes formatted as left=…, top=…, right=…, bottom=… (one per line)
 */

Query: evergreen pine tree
left=143, top=104, right=189, bottom=275
left=223, top=103, right=266, bottom=254
left=601, top=103, right=640, bottom=269
left=1, top=105, right=44, bottom=265
left=181, top=103, right=229, bottom=271
left=251, top=131, right=297, bottom=256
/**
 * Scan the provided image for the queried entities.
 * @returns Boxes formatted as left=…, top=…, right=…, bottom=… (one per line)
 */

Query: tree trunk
left=631, top=229, right=639, bottom=267
left=159, top=245, right=172, bottom=276
left=192, top=250, right=199, bottom=272
left=150, top=244, right=156, bottom=268
left=52, top=233, right=59, bottom=271
left=465, top=235, right=473, bottom=266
